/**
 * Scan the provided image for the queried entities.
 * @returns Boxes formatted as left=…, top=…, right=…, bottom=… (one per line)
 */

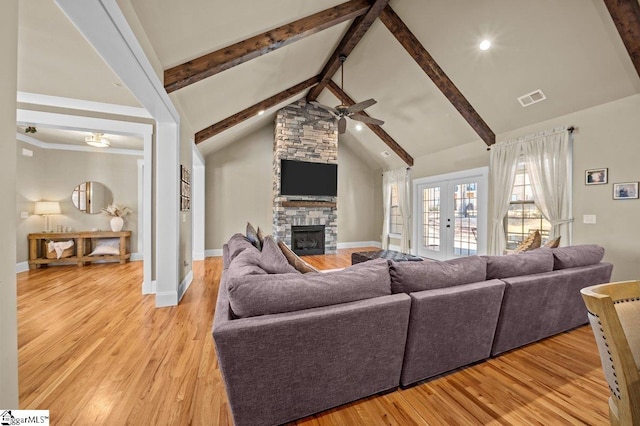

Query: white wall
left=16, top=142, right=141, bottom=263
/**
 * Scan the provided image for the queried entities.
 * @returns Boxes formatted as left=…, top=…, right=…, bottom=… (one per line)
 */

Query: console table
left=28, top=231, right=131, bottom=269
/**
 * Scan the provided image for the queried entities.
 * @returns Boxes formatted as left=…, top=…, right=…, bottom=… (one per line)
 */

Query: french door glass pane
left=453, top=183, right=478, bottom=256
left=422, top=187, right=440, bottom=252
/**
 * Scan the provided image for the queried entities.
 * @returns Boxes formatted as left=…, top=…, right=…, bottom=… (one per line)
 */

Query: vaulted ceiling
left=17, top=0, right=640, bottom=170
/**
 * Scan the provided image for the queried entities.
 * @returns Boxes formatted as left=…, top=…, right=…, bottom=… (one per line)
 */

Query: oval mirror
left=71, top=181, right=113, bottom=214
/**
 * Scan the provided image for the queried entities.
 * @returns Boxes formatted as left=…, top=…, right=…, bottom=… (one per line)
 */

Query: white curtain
left=381, top=171, right=392, bottom=250
left=488, top=141, right=520, bottom=255
left=394, top=168, right=411, bottom=253
left=524, top=130, right=572, bottom=244
left=489, top=127, right=573, bottom=254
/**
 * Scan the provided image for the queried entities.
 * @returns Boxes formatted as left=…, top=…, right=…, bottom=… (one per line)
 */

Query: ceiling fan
left=311, top=55, right=384, bottom=134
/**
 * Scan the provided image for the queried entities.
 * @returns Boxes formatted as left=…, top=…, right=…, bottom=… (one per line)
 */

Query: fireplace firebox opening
left=291, top=225, right=325, bottom=256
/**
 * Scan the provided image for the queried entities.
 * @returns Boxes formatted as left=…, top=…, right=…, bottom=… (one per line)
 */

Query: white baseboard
left=130, top=252, right=143, bottom=261
left=193, top=251, right=205, bottom=261
left=16, top=262, right=29, bottom=274
left=178, top=270, right=194, bottom=302
left=337, top=241, right=382, bottom=249
left=142, top=279, right=155, bottom=295
left=155, top=290, right=178, bottom=307
left=389, top=244, right=401, bottom=252
left=205, top=249, right=223, bottom=257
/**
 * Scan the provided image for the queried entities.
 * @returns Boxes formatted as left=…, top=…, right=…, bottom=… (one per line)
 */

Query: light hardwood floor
left=17, top=248, right=611, bottom=425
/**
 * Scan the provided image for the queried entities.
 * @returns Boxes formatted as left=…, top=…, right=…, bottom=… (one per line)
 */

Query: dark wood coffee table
left=351, top=249, right=423, bottom=265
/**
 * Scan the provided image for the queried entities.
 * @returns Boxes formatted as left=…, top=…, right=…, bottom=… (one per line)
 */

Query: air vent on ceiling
left=517, top=89, right=546, bottom=107
left=380, top=151, right=390, bottom=158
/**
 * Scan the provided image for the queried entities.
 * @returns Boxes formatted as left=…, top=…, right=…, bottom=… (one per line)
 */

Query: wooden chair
left=581, top=281, right=640, bottom=425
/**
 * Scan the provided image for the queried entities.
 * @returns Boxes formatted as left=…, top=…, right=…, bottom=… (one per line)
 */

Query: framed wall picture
left=613, top=182, right=639, bottom=200
left=585, top=168, right=607, bottom=185
left=180, top=165, right=191, bottom=211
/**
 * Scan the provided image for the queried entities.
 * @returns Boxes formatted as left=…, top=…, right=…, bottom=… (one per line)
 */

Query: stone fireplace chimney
left=273, top=100, right=338, bottom=254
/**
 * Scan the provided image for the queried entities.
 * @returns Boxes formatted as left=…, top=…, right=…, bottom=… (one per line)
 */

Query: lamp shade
left=34, top=201, right=61, bottom=215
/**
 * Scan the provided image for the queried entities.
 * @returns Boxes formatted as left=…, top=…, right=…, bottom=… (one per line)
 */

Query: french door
left=413, top=168, right=488, bottom=261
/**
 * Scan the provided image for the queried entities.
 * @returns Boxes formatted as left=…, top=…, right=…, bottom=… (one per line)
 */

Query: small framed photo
left=585, top=168, right=607, bottom=185
left=613, top=182, right=639, bottom=200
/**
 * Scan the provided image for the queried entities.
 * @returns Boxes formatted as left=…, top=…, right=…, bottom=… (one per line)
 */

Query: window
left=504, top=160, right=551, bottom=250
left=390, top=183, right=403, bottom=235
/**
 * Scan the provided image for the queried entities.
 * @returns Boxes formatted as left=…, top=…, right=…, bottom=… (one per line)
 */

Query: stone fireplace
left=273, top=100, right=338, bottom=253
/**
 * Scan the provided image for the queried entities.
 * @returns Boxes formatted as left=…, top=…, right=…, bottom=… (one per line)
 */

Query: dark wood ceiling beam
left=164, top=0, right=370, bottom=93
left=195, top=76, right=320, bottom=144
left=379, top=6, right=495, bottom=146
left=328, top=80, right=414, bottom=166
left=602, top=0, right=640, bottom=78
left=306, top=0, right=390, bottom=102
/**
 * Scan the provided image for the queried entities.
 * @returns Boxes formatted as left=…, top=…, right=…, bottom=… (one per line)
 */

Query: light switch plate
left=20, top=211, right=29, bottom=219
left=583, top=214, right=597, bottom=224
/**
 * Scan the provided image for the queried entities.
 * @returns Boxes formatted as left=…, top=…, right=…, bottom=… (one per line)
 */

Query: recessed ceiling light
left=381, top=151, right=390, bottom=158
left=479, top=40, right=491, bottom=51
left=257, top=110, right=265, bottom=116
left=112, top=82, right=122, bottom=87
left=355, top=124, right=363, bottom=131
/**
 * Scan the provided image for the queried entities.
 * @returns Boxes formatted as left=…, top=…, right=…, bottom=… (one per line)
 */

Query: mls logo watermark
left=1, top=410, right=49, bottom=425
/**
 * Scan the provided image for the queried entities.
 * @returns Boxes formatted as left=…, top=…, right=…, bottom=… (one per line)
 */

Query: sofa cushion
left=277, top=240, right=319, bottom=273
left=484, top=248, right=554, bottom=279
left=226, top=246, right=267, bottom=280
left=227, top=258, right=391, bottom=318
left=227, top=233, right=255, bottom=262
left=246, top=222, right=261, bottom=250
left=513, top=230, right=541, bottom=253
left=552, top=244, right=605, bottom=270
left=259, top=236, right=300, bottom=274
left=389, top=256, right=487, bottom=294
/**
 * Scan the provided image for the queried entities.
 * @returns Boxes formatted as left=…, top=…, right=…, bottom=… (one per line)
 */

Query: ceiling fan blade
left=310, top=101, right=339, bottom=115
left=347, top=98, right=376, bottom=114
left=350, top=114, right=384, bottom=126
left=338, top=117, right=347, bottom=134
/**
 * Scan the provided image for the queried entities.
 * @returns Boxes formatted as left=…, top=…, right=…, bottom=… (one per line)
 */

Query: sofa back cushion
left=484, top=248, right=554, bottom=279
left=227, top=258, right=391, bottom=318
left=389, top=256, right=487, bottom=294
left=226, top=246, right=267, bottom=280
left=552, top=244, right=605, bottom=270
left=227, top=233, right=255, bottom=263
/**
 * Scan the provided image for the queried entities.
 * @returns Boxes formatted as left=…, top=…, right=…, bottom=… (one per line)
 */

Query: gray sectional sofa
left=212, top=234, right=613, bottom=426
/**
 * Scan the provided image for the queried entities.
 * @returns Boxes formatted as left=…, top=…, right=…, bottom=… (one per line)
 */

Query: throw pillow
left=543, top=236, right=561, bottom=248
left=260, top=236, right=300, bottom=274
left=513, top=230, right=541, bottom=253
left=256, top=226, right=266, bottom=246
left=227, top=259, right=391, bottom=318
left=552, top=244, right=604, bottom=270
left=89, top=238, right=120, bottom=256
left=277, top=240, right=319, bottom=273
left=246, top=222, right=261, bottom=250
left=484, top=248, right=554, bottom=279
left=389, top=256, right=487, bottom=294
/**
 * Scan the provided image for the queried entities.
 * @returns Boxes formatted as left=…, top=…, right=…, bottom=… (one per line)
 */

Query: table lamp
left=34, top=201, right=61, bottom=232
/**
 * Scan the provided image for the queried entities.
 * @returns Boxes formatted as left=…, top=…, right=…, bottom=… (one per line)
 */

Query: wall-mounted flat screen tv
left=280, top=159, right=338, bottom=197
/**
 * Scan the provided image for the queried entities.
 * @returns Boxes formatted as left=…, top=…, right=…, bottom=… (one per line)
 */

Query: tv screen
left=280, top=159, right=337, bottom=197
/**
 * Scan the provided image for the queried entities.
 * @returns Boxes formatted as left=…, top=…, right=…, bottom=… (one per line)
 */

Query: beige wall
left=205, top=123, right=380, bottom=250
left=1, top=0, right=19, bottom=407
left=205, top=125, right=274, bottom=249
left=16, top=142, right=141, bottom=263
left=397, top=93, right=640, bottom=281
left=337, top=140, right=379, bottom=242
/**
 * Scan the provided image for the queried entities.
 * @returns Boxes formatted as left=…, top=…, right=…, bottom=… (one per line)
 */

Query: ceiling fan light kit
left=85, top=132, right=110, bottom=148
left=312, top=55, right=384, bottom=134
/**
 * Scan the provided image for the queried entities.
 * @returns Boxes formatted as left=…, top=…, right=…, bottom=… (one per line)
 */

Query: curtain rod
left=486, top=126, right=575, bottom=151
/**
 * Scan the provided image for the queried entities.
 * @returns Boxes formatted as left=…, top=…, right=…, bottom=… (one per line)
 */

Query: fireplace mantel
left=281, top=200, right=337, bottom=208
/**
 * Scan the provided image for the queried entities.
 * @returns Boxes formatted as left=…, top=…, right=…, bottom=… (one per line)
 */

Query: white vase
left=110, top=216, right=124, bottom=232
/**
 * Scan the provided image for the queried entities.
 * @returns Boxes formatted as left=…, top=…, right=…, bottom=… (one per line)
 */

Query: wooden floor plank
left=17, top=248, right=610, bottom=425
